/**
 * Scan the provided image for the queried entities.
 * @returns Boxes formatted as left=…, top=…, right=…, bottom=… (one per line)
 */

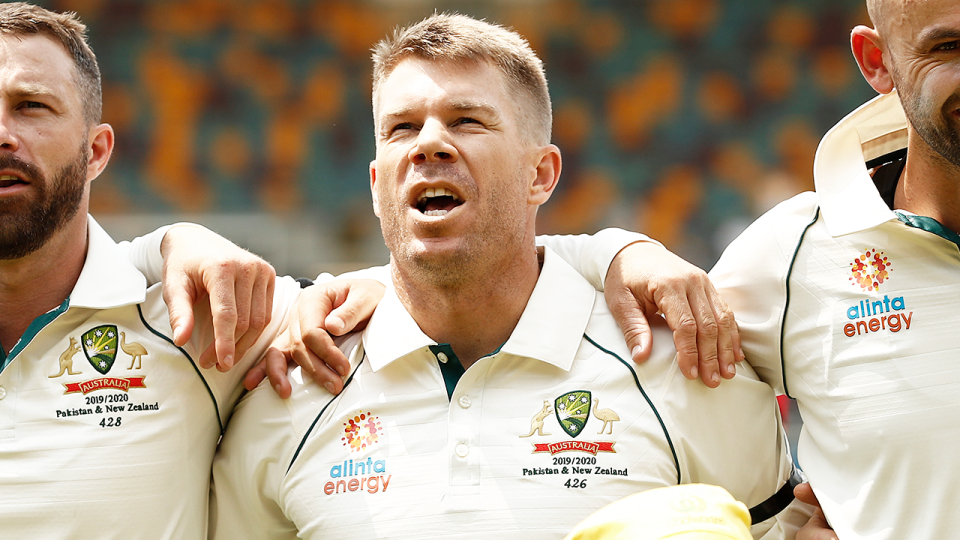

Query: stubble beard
left=0, top=145, right=89, bottom=260
left=380, top=173, right=530, bottom=292
left=896, top=71, right=960, bottom=169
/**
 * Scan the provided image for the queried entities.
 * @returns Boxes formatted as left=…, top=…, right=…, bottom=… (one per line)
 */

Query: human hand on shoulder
left=244, top=278, right=385, bottom=398
left=160, top=224, right=276, bottom=372
left=604, top=241, right=742, bottom=387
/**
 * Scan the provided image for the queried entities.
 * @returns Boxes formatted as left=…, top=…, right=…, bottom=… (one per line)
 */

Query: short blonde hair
left=372, top=13, right=552, bottom=145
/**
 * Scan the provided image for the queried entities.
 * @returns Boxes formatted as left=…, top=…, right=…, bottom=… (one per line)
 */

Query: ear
left=369, top=160, right=381, bottom=218
left=528, top=144, right=561, bottom=206
left=86, top=123, right=114, bottom=181
left=851, top=25, right=895, bottom=94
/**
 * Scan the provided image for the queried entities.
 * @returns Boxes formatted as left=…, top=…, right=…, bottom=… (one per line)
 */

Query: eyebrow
left=8, top=83, right=63, bottom=103
left=917, top=26, right=960, bottom=47
left=381, top=100, right=501, bottom=120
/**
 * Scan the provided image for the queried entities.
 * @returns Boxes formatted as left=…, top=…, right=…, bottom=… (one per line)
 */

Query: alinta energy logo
left=844, top=248, right=912, bottom=338
left=326, top=411, right=391, bottom=497
left=849, top=248, right=891, bottom=292
left=341, top=411, right=381, bottom=452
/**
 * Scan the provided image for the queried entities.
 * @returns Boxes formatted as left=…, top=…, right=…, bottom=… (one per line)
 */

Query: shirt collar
left=814, top=91, right=907, bottom=237
left=362, top=246, right=598, bottom=372
left=69, top=215, right=147, bottom=309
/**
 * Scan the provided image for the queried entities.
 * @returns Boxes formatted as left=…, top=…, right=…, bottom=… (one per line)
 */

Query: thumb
left=325, top=288, right=378, bottom=336
left=607, top=292, right=654, bottom=364
left=163, top=273, right=198, bottom=346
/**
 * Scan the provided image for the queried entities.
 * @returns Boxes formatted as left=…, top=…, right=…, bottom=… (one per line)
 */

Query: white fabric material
left=211, top=247, right=805, bottom=540
left=117, top=223, right=172, bottom=287
left=711, top=92, right=960, bottom=539
left=0, top=215, right=299, bottom=539
left=537, top=229, right=658, bottom=288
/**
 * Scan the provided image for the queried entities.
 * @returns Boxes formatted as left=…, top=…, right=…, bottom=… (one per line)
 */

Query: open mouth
left=0, top=174, right=27, bottom=189
left=416, top=187, right=463, bottom=217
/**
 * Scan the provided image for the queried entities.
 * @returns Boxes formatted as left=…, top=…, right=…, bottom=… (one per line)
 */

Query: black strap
left=749, top=467, right=803, bottom=524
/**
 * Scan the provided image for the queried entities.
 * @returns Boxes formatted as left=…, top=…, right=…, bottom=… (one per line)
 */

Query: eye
left=389, top=122, right=415, bottom=133
left=454, top=117, right=480, bottom=126
left=933, top=41, right=958, bottom=52
left=20, top=101, right=47, bottom=109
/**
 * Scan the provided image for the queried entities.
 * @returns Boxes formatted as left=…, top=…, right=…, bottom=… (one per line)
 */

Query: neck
left=0, top=220, right=88, bottom=353
left=894, top=131, right=960, bottom=234
left=393, top=245, right=542, bottom=369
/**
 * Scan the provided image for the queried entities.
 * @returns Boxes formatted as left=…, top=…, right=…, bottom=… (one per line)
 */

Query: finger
left=162, top=272, right=199, bottom=347
left=243, top=357, right=268, bottom=391
left=654, top=290, right=703, bottom=383
left=233, top=273, right=272, bottom=363
left=608, top=293, right=654, bottom=364
left=263, top=347, right=293, bottom=399
left=205, top=267, right=240, bottom=371
left=326, top=281, right=383, bottom=336
left=301, top=327, right=350, bottom=389
left=199, top=341, right=219, bottom=370
left=794, top=482, right=820, bottom=507
left=708, top=287, right=740, bottom=379
left=797, top=510, right=838, bottom=540
left=286, top=298, right=346, bottom=394
left=688, top=288, right=722, bottom=387
left=321, top=285, right=351, bottom=336
left=218, top=266, right=255, bottom=370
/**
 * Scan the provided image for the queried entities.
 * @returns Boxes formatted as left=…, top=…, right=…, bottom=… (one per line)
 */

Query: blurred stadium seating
left=41, top=0, right=874, bottom=278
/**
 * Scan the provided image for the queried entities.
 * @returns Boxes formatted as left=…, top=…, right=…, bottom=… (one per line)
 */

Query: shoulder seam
left=287, top=353, right=365, bottom=474
left=136, top=304, right=224, bottom=433
left=780, top=206, right=821, bottom=398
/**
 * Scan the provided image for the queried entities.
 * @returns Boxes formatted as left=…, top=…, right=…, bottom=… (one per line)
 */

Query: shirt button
left=437, top=352, right=449, bottom=364
left=0, top=386, right=5, bottom=400
left=455, top=443, right=469, bottom=458
left=458, top=395, right=471, bottom=409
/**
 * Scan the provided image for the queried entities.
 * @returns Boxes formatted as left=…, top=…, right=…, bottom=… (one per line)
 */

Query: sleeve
left=658, top=359, right=813, bottom=538
left=115, top=225, right=173, bottom=286
left=315, top=264, right=391, bottom=285
left=210, top=383, right=301, bottom=540
left=536, top=228, right=657, bottom=290
left=708, top=193, right=820, bottom=394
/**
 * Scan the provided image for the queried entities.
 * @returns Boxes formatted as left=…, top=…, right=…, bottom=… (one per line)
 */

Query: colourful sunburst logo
left=849, top=248, right=892, bottom=292
left=341, top=411, right=381, bottom=452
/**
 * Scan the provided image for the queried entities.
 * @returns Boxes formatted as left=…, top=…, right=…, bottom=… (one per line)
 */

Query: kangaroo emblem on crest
left=49, top=337, right=83, bottom=378
left=519, top=400, right=554, bottom=438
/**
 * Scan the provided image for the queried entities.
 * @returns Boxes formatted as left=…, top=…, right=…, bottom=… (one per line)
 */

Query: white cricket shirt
left=711, top=92, right=960, bottom=539
left=211, top=247, right=805, bottom=540
left=0, top=216, right=299, bottom=539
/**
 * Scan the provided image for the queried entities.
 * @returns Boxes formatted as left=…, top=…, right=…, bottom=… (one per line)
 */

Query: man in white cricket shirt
left=709, top=0, right=960, bottom=537
left=210, top=14, right=809, bottom=540
left=0, top=4, right=304, bottom=538
left=580, top=1, right=960, bottom=538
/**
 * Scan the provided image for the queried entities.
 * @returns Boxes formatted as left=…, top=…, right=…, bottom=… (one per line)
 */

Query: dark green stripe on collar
left=430, top=344, right=464, bottom=400
left=0, top=297, right=70, bottom=373
left=895, top=211, right=960, bottom=248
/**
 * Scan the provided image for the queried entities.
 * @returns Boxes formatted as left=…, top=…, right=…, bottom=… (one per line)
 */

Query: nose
left=0, top=110, right=18, bottom=152
left=407, top=118, right=458, bottom=164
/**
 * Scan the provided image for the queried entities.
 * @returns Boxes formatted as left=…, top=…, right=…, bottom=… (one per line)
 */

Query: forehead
left=0, top=33, right=77, bottom=94
left=880, top=0, right=960, bottom=44
left=376, top=58, right=511, bottom=118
